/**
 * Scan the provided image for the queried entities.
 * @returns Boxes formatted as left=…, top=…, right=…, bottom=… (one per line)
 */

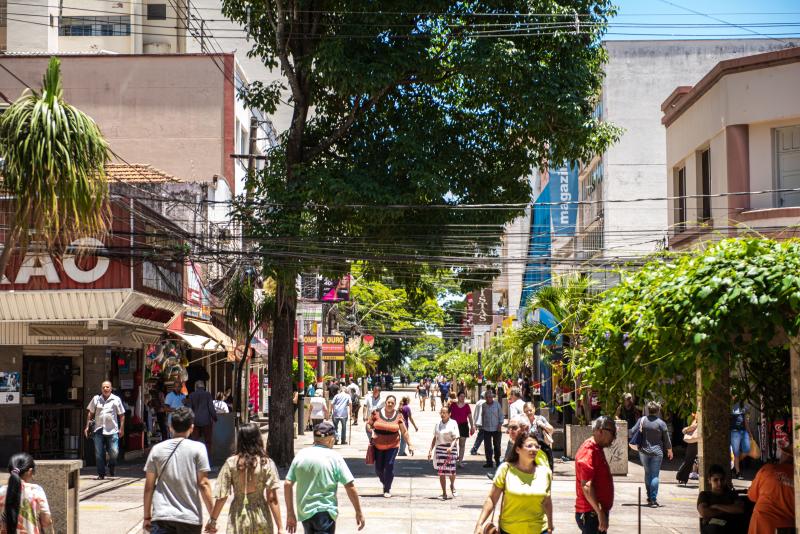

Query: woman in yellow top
left=474, top=431, right=553, bottom=534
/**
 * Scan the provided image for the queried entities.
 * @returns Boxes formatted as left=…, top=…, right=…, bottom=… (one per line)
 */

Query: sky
left=606, top=0, right=800, bottom=41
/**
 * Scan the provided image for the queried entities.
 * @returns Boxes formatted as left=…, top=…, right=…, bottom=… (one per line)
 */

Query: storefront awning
left=171, top=331, right=225, bottom=352
left=185, top=319, right=237, bottom=351
left=0, top=289, right=183, bottom=328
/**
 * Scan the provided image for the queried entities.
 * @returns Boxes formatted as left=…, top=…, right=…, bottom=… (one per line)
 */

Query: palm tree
left=223, top=266, right=275, bottom=425
left=0, top=57, right=109, bottom=276
left=345, top=341, right=380, bottom=378
left=526, top=274, right=595, bottom=423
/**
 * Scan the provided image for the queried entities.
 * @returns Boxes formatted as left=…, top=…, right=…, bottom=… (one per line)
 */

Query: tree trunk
left=267, top=277, right=297, bottom=467
left=697, top=357, right=731, bottom=490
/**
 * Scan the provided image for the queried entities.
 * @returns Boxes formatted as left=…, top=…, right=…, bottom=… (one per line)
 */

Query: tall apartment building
left=560, top=39, right=799, bottom=286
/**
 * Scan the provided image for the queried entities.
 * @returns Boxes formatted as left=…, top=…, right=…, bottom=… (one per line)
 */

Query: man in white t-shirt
left=508, top=387, right=525, bottom=421
left=362, top=386, right=385, bottom=440
left=143, top=407, right=214, bottom=534
left=84, top=381, right=125, bottom=480
left=330, top=385, right=352, bottom=445
left=309, top=390, right=329, bottom=427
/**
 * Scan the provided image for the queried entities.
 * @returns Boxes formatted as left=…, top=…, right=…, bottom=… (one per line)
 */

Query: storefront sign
left=297, top=335, right=346, bottom=360
left=1, top=238, right=111, bottom=286
left=548, top=162, right=579, bottom=236
left=472, top=289, right=493, bottom=325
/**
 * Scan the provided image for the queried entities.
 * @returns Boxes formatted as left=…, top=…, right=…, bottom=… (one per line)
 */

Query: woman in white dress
left=428, top=405, right=460, bottom=500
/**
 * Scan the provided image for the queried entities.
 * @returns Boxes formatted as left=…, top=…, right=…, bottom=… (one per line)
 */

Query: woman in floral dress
left=208, top=423, right=285, bottom=534
left=0, top=453, right=52, bottom=534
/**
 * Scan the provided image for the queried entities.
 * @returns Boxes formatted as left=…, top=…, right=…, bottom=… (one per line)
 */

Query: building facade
left=572, top=39, right=798, bottom=283
left=663, top=46, right=800, bottom=250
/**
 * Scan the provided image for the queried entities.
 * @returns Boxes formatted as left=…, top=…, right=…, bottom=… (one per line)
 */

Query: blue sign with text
left=548, top=163, right=579, bottom=236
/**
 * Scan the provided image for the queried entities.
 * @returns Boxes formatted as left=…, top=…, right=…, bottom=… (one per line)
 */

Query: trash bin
left=34, top=459, right=82, bottom=534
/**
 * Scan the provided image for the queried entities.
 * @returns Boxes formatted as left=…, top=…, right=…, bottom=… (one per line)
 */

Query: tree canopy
left=0, top=57, right=109, bottom=276
left=221, top=0, right=619, bottom=464
left=582, top=238, right=797, bottom=421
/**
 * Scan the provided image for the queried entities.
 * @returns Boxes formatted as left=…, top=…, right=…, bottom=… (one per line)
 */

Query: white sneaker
left=383, top=492, right=392, bottom=498
left=451, top=489, right=458, bottom=497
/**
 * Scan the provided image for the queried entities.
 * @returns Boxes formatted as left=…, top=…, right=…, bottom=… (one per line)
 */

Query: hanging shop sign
left=299, top=273, right=351, bottom=302
left=548, top=162, right=579, bottom=237
left=295, top=335, right=346, bottom=361
left=472, top=289, right=493, bottom=325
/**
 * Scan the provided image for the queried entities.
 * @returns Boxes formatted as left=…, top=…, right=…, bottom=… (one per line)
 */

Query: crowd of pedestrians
left=0, top=375, right=794, bottom=534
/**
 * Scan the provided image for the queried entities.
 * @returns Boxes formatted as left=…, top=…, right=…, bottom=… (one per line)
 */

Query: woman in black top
left=696, top=464, right=746, bottom=534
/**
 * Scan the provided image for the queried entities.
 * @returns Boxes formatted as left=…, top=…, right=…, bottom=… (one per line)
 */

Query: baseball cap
left=314, top=421, right=336, bottom=437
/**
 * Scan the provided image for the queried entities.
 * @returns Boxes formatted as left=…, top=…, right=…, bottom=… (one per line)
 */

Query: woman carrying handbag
left=474, top=431, right=553, bottom=534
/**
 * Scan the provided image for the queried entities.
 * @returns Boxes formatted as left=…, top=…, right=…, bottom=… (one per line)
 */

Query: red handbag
left=365, top=443, right=375, bottom=465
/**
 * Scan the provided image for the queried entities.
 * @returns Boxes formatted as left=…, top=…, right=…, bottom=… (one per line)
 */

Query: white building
left=570, top=39, right=799, bottom=283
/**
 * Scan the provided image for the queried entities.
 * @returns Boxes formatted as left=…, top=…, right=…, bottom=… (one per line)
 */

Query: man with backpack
left=143, top=407, right=214, bottom=534
left=84, top=381, right=126, bottom=480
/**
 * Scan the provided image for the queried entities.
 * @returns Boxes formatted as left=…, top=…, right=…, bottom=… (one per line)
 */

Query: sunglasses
left=508, top=425, right=520, bottom=430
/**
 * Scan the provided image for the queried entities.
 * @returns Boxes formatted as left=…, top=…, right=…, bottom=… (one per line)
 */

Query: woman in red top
left=367, top=395, right=415, bottom=498
left=449, top=391, right=476, bottom=467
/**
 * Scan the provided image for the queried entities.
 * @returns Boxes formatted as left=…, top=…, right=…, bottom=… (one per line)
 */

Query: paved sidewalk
left=80, top=388, right=728, bottom=533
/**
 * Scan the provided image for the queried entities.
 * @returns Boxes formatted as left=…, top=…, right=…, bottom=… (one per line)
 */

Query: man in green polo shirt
left=285, top=421, right=365, bottom=533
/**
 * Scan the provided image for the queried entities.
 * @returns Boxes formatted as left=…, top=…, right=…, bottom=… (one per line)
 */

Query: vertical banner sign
left=472, top=289, right=493, bottom=325
left=548, top=162, right=579, bottom=236
left=462, top=293, right=474, bottom=336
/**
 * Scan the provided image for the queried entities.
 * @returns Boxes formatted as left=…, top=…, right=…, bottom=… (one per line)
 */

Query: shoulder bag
left=482, top=464, right=508, bottom=534
left=683, top=424, right=700, bottom=444
left=628, top=417, right=645, bottom=451
left=155, top=438, right=185, bottom=488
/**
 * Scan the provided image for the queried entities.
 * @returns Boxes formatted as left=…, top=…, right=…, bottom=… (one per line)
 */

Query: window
left=60, top=16, right=130, bottom=36
left=147, top=4, right=167, bottom=21
left=775, top=125, right=800, bottom=207
left=699, top=148, right=711, bottom=221
left=675, top=166, right=687, bottom=232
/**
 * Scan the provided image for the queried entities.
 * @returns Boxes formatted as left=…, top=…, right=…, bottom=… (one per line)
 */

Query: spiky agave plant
left=0, top=57, right=110, bottom=276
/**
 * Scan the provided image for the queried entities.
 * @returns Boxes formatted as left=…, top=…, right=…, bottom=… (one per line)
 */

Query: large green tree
left=0, top=57, right=109, bottom=276
left=223, top=0, right=618, bottom=464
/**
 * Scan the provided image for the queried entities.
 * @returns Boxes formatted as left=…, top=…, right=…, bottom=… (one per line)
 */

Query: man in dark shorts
left=438, top=379, right=451, bottom=405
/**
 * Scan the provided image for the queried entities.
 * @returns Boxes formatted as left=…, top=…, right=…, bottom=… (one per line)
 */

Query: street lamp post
left=297, top=314, right=305, bottom=435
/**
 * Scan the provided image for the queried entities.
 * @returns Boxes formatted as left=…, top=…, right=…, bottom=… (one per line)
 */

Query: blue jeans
left=333, top=417, right=348, bottom=444
left=575, top=511, right=608, bottom=533
left=471, top=428, right=484, bottom=454
left=374, top=447, right=399, bottom=493
left=302, top=511, right=336, bottom=534
left=639, top=452, right=663, bottom=502
left=730, top=429, right=750, bottom=457
left=399, top=434, right=408, bottom=456
left=93, top=431, right=119, bottom=477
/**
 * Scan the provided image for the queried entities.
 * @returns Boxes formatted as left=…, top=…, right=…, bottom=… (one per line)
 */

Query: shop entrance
left=22, top=355, right=81, bottom=459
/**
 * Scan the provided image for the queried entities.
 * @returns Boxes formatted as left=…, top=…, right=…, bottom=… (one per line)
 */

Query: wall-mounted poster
left=0, top=371, right=21, bottom=404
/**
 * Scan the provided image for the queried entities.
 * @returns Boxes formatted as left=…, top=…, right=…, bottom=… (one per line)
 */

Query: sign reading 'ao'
left=1, top=238, right=111, bottom=286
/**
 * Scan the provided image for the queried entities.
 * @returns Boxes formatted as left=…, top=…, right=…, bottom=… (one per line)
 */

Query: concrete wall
left=0, top=55, right=230, bottom=186
left=5, top=0, right=59, bottom=52
left=186, top=0, right=293, bottom=134
left=601, top=39, right=798, bottom=259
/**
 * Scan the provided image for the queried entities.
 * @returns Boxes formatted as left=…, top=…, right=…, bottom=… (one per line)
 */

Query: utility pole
left=297, top=315, right=305, bottom=435
left=247, top=116, right=258, bottom=195
left=477, top=350, right=483, bottom=398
